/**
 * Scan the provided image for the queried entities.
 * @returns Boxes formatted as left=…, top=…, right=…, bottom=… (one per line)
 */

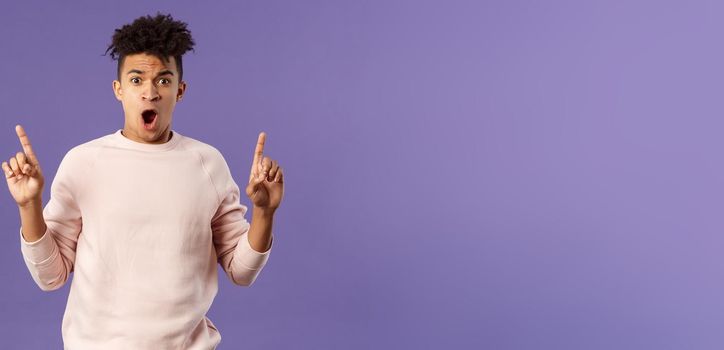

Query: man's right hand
left=2, top=125, right=45, bottom=207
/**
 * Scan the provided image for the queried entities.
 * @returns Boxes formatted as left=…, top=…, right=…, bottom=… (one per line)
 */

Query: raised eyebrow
left=157, top=70, right=174, bottom=78
left=126, top=69, right=175, bottom=78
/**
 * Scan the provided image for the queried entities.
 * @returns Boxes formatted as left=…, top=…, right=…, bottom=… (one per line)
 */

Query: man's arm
left=211, top=131, right=283, bottom=286
left=19, top=199, right=47, bottom=243
left=17, top=150, right=83, bottom=292
left=4, top=125, right=47, bottom=243
left=4, top=125, right=82, bottom=292
left=244, top=131, right=283, bottom=253
left=211, top=183, right=273, bottom=287
left=248, top=206, right=274, bottom=253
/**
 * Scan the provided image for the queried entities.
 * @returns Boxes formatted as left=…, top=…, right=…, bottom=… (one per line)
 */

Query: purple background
left=1, top=0, right=724, bottom=348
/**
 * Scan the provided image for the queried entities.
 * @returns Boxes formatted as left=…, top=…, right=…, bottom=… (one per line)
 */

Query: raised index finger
left=253, top=131, right=266, bottom=166
left=15, top=125, right=38, bottom=165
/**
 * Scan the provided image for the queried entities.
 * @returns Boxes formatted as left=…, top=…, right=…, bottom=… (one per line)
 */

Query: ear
left=112, top=80, right=123, bottom=102
left=176, top=81, right=187, bottom=101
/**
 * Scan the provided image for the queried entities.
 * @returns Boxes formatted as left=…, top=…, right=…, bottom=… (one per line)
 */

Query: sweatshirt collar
left=112, top=129, right=182, bottom=152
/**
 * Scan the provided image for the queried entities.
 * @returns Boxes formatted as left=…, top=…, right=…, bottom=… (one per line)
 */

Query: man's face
left=112, top=53, right=186, bottom=144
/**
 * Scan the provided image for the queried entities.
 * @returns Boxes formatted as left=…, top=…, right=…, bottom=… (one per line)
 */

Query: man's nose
left=142, top=83, right=160, bottom=101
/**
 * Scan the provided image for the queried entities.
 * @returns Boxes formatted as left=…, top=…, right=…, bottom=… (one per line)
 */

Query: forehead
left=122, top=53, right=177, bottom=74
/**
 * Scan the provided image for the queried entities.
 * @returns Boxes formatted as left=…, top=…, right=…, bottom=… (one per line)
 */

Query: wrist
left=252, top=206, right=276, bottom=218
left=18, top=197, right=42, bottom=209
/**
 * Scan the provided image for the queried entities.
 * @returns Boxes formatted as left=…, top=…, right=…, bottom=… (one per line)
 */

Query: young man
left=2, top=13, right=284, bottom=349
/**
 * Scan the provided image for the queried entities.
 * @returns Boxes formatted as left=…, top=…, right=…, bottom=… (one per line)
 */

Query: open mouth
left=141, top=109, right=158, bottom=130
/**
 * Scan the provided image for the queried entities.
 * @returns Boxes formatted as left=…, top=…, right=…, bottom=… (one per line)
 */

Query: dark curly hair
left=104, top=12, right=195, bottom=82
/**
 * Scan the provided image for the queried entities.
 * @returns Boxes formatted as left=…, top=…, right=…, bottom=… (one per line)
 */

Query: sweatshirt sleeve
left=19, top=150, right=82, bottom=291
left=210, top=156, right=273, bottom=287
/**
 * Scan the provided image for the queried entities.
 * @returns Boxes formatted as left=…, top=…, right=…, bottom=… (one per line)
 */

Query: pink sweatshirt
left=19, top=129, right=273, bottom=349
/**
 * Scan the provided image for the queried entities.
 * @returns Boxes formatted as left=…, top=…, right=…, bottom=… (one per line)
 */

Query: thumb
left=246, top=175, right=265, bottom=197
left=24, top=162, right=42, bottom=178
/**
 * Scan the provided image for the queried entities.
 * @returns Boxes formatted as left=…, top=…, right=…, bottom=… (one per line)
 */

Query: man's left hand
left=246, top=132, right=284, bottom=212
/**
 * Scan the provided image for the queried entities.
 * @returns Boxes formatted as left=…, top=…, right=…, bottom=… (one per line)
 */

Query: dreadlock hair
left=104, top=12, right=195, bottom=82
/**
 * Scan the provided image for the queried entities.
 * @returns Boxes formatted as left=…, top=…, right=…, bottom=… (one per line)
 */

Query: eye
left=159, top=78, right=171, bottom=85
left=130, top=77, right=141, bottom=84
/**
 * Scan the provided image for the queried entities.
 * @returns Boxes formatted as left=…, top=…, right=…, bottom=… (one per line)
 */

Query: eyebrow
left=126, top=69, right=174, bottom=77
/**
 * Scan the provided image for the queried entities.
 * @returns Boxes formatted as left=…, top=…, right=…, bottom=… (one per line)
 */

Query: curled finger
left=2, top=162, right=14, bottom=179
left=261, top=157, right=272, bottom=176
left=9, top=157, right=21, bottom=178
left=274, top=167, right=284, bottom=183
left=268, top=160, right=279, bottom=180
left=16, top=152, right=27, bottom=172
left=23, top=163, right=33, bottom=177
